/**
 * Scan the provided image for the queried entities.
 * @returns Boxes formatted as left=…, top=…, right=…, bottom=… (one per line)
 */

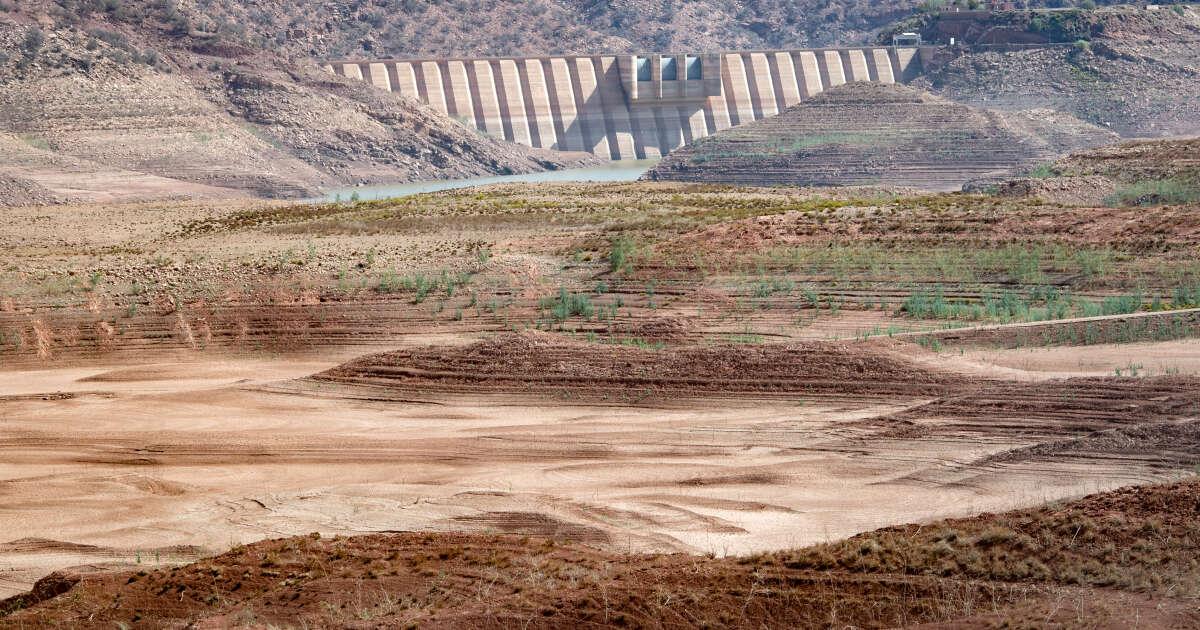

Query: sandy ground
left=2, top=165, right=245, bottom=204
left=961, top=338, right=1200, bottom=377
left=1, top=344, right=1192, bottom=598
left=3, top=181, right=1200, bottom=608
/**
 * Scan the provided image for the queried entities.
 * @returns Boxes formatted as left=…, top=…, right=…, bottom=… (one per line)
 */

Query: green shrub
left=1100, top=293, right=1142, bottom=316
left=609, top=235, right=636, bottom=274
left=751, top=276, right=795, bottom=298
left=22, top=27, right=44, bottom=57
left=410, top=274, right=434, bottom=303
left=1104, top=179, right=1200, bottom=207
left=1174, top=284, right=1200, bottom=308
left=918, top=0, right=946, bottom=13
left=540, top=287, right=594, bottom=322
left=1028, top=163, right=1058, bottom=179
left=1029, top=10, right=1093, bottom=42
left=376, top=272, right=402, bottom=294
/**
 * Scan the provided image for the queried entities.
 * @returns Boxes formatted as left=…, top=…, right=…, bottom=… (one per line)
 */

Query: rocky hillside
left=916, top=5, right=1200, bottom=137
left=642, top=82, right=1117, bottom=191
left=166, top=1, right=1197, bottom=140
left=74, top=0, right=921, bottom=59
left=2, top=1, right=1194, bottom=206
left=0, top=2, right=595, bottom=205
left=108, top=0, right=1127, bottom=60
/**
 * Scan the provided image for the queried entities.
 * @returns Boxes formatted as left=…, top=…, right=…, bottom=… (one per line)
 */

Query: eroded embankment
left=882, top=376, right=1200, bottom=473
left=5, top=480, right=1199, bottom=629
left=305, top=332, right=1200, bottom=471
left=307, top=332, right=964, bottom=401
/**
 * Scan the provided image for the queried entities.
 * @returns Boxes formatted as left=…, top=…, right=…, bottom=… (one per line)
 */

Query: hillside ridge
left=642, top=82, right=1118, bottom=191
left=0, top=1, right=597, bottom=205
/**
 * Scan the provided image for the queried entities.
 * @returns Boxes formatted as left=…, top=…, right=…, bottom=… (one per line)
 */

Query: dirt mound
left=451, top=511, right=611, bottom=544
left=0, top=172, right=58, bottom=207
left=889, top=376, right=1200, bottom=443
left=310, top=332, right=961, bottom=400
left=5, top=480, right=1198, bottom=628
left=0, top=571, right=80, bottom=617
left=988, top=174, right=1118, bottom=205
left=986, top=417, right=1200, bottom=469
left=921, top=309, right=1200, bottom=350
left=4, top=534, right=1026, bottom=629
left=775, top=479, right=1200, bottom=595
left=642, top=82, right=1116, bottom=191
left=0, top=539, right=103, bottom=554
left=607, top=315, right=696, bottom=342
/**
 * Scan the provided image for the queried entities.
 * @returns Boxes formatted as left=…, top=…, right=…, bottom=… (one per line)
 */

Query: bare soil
left=311, top=333, right=962, bottom=400
left=0, top=332, right=1195, bottom=604
left=3, top=480, right=1197, bottom=628
left=1, top=175, right=1198, bottom=627
left=959, top=337, right=1200, bottom=377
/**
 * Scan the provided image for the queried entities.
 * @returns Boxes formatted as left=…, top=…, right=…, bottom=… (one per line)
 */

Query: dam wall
left=323, top=47, right=923, bottom=159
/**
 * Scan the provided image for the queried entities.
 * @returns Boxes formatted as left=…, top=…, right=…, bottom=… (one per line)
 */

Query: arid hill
left=916, top=5, right=1200, bottom=137
left=2, top=1, right=1196, bottom=207
left=0, top=2, right=595, bottom=205
left=197, top=1, right=1197, bottom=139
left=157, top=0, right=1138, bottom=59
left=187, top=2, right=1198, bottom=141
left=642, top=82, right=1117, bottom=191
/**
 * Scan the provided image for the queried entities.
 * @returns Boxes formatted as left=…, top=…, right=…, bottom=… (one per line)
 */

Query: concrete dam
left=322, top=47, right=924, bottom=160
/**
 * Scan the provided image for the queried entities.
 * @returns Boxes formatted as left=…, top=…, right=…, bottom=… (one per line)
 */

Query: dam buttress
left=323, top=48, right=924, bottom=159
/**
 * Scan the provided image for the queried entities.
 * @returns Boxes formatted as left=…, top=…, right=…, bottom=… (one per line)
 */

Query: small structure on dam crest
left=322, top=46, right=926, bottom=159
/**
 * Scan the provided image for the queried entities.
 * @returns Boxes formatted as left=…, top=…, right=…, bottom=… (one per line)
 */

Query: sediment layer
left=642, top=82, right=1116, bottom=190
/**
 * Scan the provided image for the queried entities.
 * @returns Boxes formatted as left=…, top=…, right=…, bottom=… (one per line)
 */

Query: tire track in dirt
left=307, top=332, right=965, bottom=401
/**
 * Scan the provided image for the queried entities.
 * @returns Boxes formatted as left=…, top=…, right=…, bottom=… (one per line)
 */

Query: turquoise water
left=320, top=159, right=659, bottom=202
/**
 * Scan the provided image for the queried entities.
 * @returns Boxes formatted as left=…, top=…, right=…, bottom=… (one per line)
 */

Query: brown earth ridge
left=642, top=82, right=1117, bottom=191
left=3, top=480, right=1198, bottom=628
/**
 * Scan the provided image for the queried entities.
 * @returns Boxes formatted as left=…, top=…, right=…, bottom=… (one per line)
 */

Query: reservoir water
left=321, top=159, right=658, bottom=202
